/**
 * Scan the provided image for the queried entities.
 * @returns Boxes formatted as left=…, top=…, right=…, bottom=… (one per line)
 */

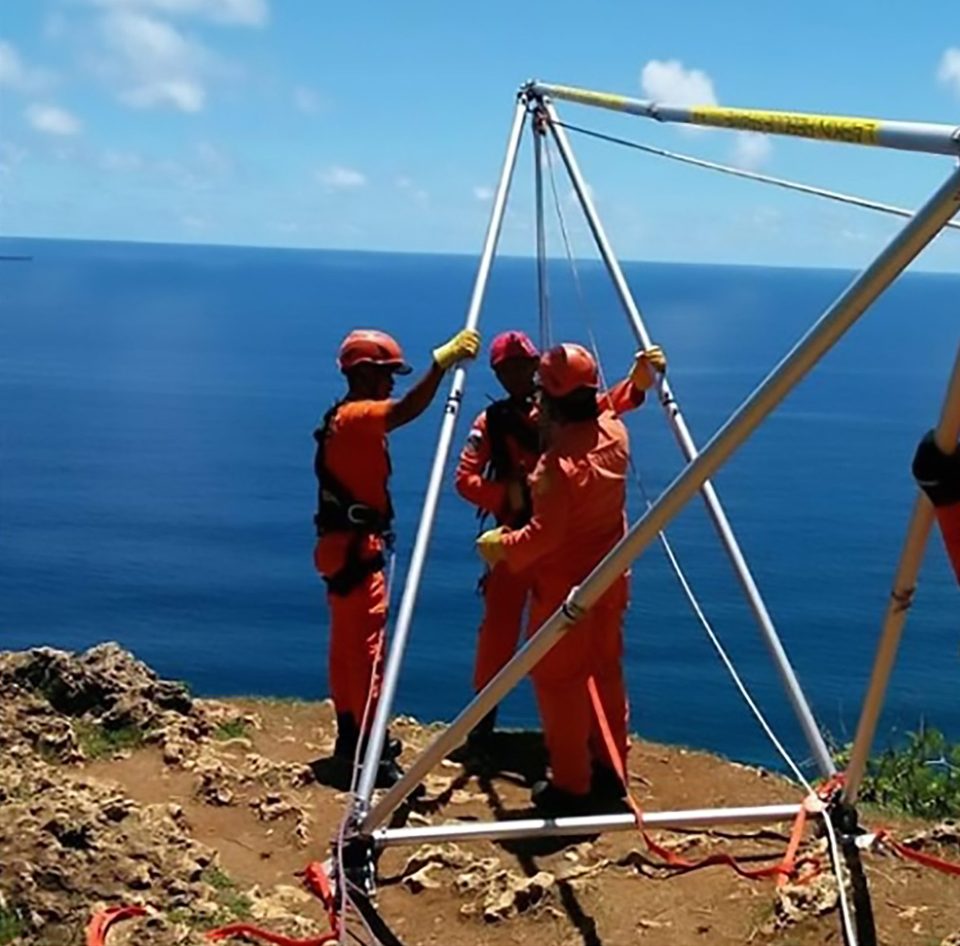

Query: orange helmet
left=538, top=343, right=599, bottom=397
left=337, top=329, right=412, bottom=375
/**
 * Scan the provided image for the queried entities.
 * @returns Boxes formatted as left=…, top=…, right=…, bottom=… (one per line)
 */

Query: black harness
left=483, top=397, right=540, bottom=528
left=313, top=401, right=394, bottom=596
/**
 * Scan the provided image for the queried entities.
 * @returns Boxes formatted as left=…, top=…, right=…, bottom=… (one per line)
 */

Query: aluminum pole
left=843, top=342, right=960, bottom=804
left=374, top=803, right=804, bottom=848
left=353, top=99, right=529, bottom=809
left=533, top=119, right=551, bottom=349
left=360, top=162, right=960, bottom=836
left=528, top=81, right=960, bottom=157
left=544, top=100, right=836, bottom=777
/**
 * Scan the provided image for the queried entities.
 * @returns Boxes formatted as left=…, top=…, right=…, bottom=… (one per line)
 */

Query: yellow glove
left=433, top=329, right=481, bottom=371
left=630, top=344, right=667, bottom=391
left=476, top=526, right=507, bottom=567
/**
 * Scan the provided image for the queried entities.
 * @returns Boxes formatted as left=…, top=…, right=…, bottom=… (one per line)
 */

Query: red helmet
left=490, top=330, right=539, bottom=368
left=337, top=329, right=412, bottom=375
left=538, top=343, right=599, bottom=398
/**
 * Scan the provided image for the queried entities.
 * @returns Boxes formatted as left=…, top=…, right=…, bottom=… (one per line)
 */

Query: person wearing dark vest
left=455, top=331, right=542, bottom=752
left=913, top=430, right=960, bottom=584
left=314, top=327, right=480, bottom=786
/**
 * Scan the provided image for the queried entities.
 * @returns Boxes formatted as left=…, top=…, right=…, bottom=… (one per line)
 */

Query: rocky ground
left=1, top=643, right=958, bottom=946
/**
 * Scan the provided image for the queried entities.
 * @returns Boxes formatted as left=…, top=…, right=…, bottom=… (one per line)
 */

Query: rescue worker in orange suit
left=913, top=430, right=960, bottom=584
left=454, top=330, right=541, bottom=752
left=314, top=327, right=480, bottom=787
left=475, top=342, right=667, bottom=814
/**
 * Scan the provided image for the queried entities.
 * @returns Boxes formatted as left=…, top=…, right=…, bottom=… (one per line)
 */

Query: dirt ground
left=1, top=645, right=959, bottom=946
left=85, top=699, right=960, bottom=946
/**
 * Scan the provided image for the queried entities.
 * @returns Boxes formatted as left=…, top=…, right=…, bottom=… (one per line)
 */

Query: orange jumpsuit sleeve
left=599, top=377, right=645, bottom=417
left=336, top=398, right=392, bottom=432
left=454, top=411, right=509, bottom=515
left=500, top=454, right=569, bottom=573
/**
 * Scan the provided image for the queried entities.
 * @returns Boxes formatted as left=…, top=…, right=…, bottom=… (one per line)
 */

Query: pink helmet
left=489, top=330, right=539, bottom=368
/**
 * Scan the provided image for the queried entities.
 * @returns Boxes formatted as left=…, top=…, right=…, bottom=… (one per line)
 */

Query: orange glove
left=630, top=345, right=667, bottom=391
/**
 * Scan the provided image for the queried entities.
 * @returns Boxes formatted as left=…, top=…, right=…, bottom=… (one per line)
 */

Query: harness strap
left=485, top=397, right=538, bottom=527
left=313, top=401, right=394, bottom=539
left=324, top=547, right=386, bottom=597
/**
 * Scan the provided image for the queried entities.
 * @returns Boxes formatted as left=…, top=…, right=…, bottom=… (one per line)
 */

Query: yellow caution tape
left=543, top=84, right=630, bottom=112
left=691, top=106, right=879, bottom=145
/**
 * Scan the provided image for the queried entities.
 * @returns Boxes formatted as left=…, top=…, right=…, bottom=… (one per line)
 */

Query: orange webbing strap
left=874, top=829, right=960, bottom=877
left=586, top=677, right=818, bottom=883
left=85, top=905, right=147, bottom=945
left=205, top=861, right=340, bottom=945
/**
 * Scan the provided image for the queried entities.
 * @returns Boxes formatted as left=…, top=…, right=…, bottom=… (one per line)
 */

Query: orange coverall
left=313, top=400, right=392, bottom=731
left=455, top=402, right=540, bottom=692
left=499, top=382, right=640, bottom=795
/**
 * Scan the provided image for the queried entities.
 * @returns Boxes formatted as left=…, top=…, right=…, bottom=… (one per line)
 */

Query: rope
left=552, top=119, right=960, bottom=233
left=533, top=122, right=552, bottom=351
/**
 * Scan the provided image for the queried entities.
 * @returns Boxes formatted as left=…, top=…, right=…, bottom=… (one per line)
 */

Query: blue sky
left=2, top=0, right=960, bottom=269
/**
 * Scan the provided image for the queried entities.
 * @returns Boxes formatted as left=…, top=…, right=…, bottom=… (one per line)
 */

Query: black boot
left=531, top=779, right=594, bottom=817
left=467, top=707, right=498, bottom=749
left=334, top=713, right=360, bottom=760
left=590, top=761, right=627, bottom=801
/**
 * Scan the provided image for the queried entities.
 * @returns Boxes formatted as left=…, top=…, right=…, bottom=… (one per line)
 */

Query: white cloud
left=641, top=59, right=717, bottom=106
left=194, top=141, right=231, bottom=175
left=25, top=103, right=82, bottom=136
left=937, top=48, right=960, bottom=97
left=293, top=85, right=322, bottom=115
left=731, top=131, right=772, bottom=170
left=88, top=0, right=268, bottom=27
left=397, top=176, right=428, bottom=201
left=0, top=142, right=28, bottom=175
left=99, top=9, right=211, bottom=112
left=317, top=165, right=366, bottom=190
left=0, top=39, right=55, bottom=93
left=124, top=78, right=205, bottom=111
left=473, top=185, right=494, bottom=201
left=100, top=148, right=144, bottom=171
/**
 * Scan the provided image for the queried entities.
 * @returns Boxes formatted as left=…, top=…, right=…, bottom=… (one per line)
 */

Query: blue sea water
left=2, top=236, right=959, bottom=775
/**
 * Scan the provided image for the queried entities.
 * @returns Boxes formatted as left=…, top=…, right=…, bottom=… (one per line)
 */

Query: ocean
left=2, top=236, right=958, bottom=775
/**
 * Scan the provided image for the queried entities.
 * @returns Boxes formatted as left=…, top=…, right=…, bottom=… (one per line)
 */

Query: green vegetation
left=214, top=719, right=251, bottom=741
left=834, top=724, right=960, bottom=820
left=202, top=868, right=252, bottom=924
left=72, top=721, right=145, bottom=760
left=0, top=903, right=26, bottom=945
left=169, top=868, right=254, bottom=930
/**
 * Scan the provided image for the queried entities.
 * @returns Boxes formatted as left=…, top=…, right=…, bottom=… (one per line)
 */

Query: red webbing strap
left=85, top=905, right=147, bottom=946
left=205, top=861, right=340, bottom=945
left=303, top=861, right=340, bottom=933
left=205, top=924, right=337, bottom=945
left=586, top=677, right=817, bottom=882
left=876, top=830, right=960, bottom=877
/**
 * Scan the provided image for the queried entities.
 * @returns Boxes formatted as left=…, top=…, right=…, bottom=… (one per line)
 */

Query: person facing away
left=456, top=331, right=668, bottom=759
left=475, top=341, right=667, bottom=815
left=313, top=326, right=480, bottom=788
